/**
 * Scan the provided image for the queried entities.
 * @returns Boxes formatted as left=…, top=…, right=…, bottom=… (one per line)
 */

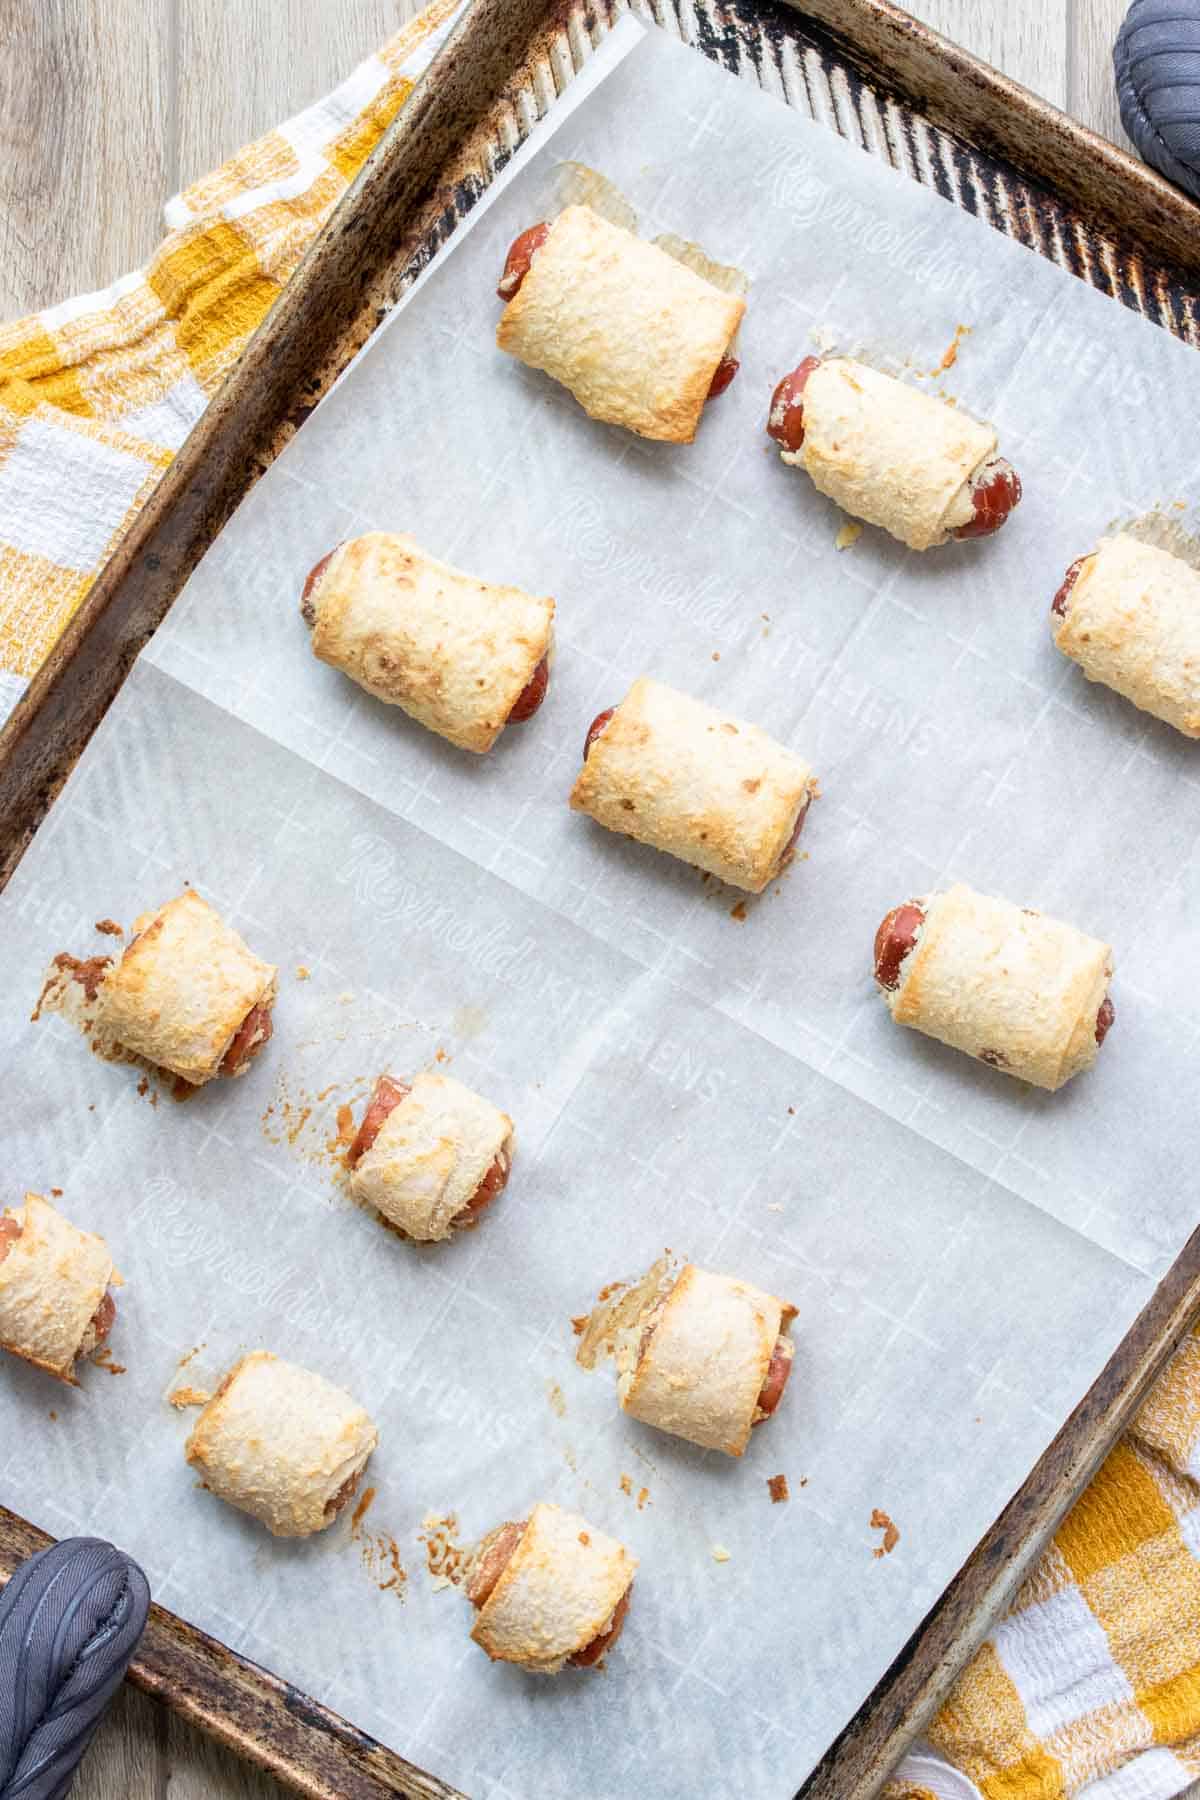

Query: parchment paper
left=1, top=20, right=1197, bottom=1798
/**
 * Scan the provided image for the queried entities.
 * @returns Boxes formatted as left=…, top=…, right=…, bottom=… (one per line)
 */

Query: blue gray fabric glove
left=1114, top=0, right=1200, bottom=202
left=0, top=1538, right=150, bottom=1800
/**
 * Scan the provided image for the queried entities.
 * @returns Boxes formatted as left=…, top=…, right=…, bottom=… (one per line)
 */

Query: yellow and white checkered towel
left=0, top=7, right=1198, bottom=1795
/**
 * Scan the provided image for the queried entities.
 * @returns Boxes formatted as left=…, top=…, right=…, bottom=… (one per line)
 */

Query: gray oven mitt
left=1114, top=0, right=1200, bottom=201
left=0, top=1538, right=150, bottom=1800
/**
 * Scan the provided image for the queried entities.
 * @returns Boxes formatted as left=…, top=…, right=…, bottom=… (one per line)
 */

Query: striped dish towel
left=0, top=0, right=464, bottom=726
left=1, top=8, right=1199, bottom=1796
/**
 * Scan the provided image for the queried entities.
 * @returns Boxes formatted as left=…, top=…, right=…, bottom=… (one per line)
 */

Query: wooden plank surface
left=0, top=1, right=1167, bottom=1797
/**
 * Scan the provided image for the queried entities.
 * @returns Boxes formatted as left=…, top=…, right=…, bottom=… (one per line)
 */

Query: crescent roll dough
left=1052, top=533, right=1200, bottom=737
left=305, top=533, right=555, bottom=753
left=781, top=358, right=997, bottom=550
left=94, top=890, right=276, bottom=1087
left=0, top=1194, right=117, bottom=1384
left=349, top=1073, right=514, bottom=1242
left=882, top=883, right=1113, bottom=1090
left=496, top=204, right=745, bottom=443
left=570, top=677, right=816, bottom=892
left=609, top=1261, right=796, bottom=1457
left=185, top=1351, right=378, bottom=1537
left=470, top=1503, right=636, bottom=1674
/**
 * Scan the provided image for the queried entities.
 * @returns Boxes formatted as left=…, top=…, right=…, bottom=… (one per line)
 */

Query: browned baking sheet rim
left=1, top=3, right=1199, bottom=1797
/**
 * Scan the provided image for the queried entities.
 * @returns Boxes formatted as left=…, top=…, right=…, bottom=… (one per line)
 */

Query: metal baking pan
left=2, top=3, right=1198, bottom=1794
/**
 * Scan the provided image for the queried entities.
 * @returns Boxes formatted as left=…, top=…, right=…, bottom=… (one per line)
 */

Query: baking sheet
left=1, top=18, right=1197, bottom=1798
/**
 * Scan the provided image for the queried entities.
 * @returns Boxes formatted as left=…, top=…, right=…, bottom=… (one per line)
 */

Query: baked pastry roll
left=767, top=355, right=1021, bottom=549
left=0, top=1194, right=119, bottom=1385
left=495, top=204, right=745, bottom=443
left=570, top=676, right=817, bottom=892
left=94, top=890, right=276, bottom=1087
left=347, top=1072, right=514, bottom=1242
left=1052, top=533, right=1200, bottom=737
left=466, top=1502, right=636, bottom=1674
left=185, top=1351, right=378, bottom=1537
left=577, top=1255, right=796, bottom=1457
left=301, top=533, right=555, bottom=753
left=874, top=883, right=1114, bottom=1089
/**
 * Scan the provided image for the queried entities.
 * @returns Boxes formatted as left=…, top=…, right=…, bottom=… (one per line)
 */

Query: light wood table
left=0, top=1, right=1154, bottom=1796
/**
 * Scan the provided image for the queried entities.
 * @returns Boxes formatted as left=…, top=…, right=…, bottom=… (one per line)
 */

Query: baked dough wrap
left=305, top=533, right=555, bottom=753
left=94, top=891, right=276, bottom=1086
left=0, top=1194, right=116, bottom=1384
left=881, top=883, right=1113, bottom=1090
left=570, top=678, right=816, bottom=892
left=616, top=1263, right=795, bottom=1457
left=185, top=1351, right=378, bottom=1537
left=470, top=1503, right=636, bottom=1674
left=349, top=1073, right=514, bottom=1242
left=780, top=358, right=998, bottom=550
left=496, top=204, right=745, bottom=444
left=1052, top=533, right=1200, bottom=737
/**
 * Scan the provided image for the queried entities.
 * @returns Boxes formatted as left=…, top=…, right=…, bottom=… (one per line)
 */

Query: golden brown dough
left=497, top=204, right=744, bottom=443
left=1052, top=533, right=1200, bottom=737
left=304, top=533, right=555, bottom=753
left=0, top=1193, right=118, bottom=1385
left=185, top=1351, right=378, bottom=1537
left=94, top=891, right=276, bottom=1086
left=570, top=677, right=816, bottom=892
left=468, top=1502, right=635, bottom=1673
left=877, top=883, right=1114, bottom=1090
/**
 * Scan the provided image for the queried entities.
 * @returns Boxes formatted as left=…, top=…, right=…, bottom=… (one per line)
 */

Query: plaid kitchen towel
left=1, top=8, right=1199, bottom=1797
left=0, top=0, right=464, bottom=724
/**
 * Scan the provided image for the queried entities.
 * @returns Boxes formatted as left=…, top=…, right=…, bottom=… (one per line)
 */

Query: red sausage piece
left=950, top=458, right=1022, bottom=540
left=497, top=224, right=550, bottom=302
left=778, top=796, right=811, bottom=869
left=1095, top=995, right=1115, bottom=1045
left=766, top=357, right=823, bottom=453
left=754, top=1338, right=794, bottom=1422
left=325, top=1469, right=364, bottom=1521
left=467, top=1520, right=527, bottom=1608
left=570, top=1583, right=633, bottom=1668
left=707, top=356, right=739, bottom=400
left=455, top=1151, right=511, bottom=1227
left=88, top=1292, right=116, bottom=1349
left=873, top=903, right=926, bottom=991
left=507, top=656, right=550, bottom=724
left=583, top=707, right=615, bottom=762
left=1052, top=557, right=1086, bottom=619
left=220, top=1002, right=274, bottom=1077
left=348, top=1075, right=412, bottom=1168
left=300, top=547, right=341, bottom=625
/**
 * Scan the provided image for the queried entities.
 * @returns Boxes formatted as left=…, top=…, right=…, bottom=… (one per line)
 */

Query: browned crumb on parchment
left=419, top=1512, right=469, bottom=1591
left=937, top=323, right=971, bottom=371
left=94, top=919, right=124, bottom=937
left=637, top=1486, right=650, bottom=1511
left=871, top=1508, right=900, bottom=1557
left=92, top=1346, right=126, bottom=1377
left=768, top=1474, right=790, bottom=1504
left=619, top=1473, right=632, bottom=1497
left=351, top=1490, right=406, bottom=1598
left=167, top=1386, right=211, bottom=1410
left=729, top=900, right=748, bottom=922
left=295, top=965, right=311, bottom=980
left=546, top=1380, right=566, bottom=1418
